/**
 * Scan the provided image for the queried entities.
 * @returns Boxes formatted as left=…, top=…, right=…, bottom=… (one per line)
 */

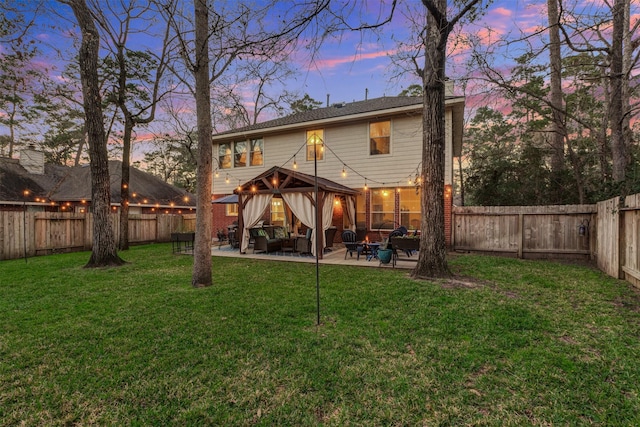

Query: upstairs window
left=234, top=141, right=247, bottom=167
left=306, top=129, right=324, bottom=161
left=369, top=120, right=391, bottom=155
left=250, top=138, right=264, bottom=166
left=219, top=143, right=232, bottom=169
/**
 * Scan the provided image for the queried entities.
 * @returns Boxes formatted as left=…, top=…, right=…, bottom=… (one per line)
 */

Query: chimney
left=20, top=145, right=45, bottom=175
left=444, top=79, right=454, bottom=97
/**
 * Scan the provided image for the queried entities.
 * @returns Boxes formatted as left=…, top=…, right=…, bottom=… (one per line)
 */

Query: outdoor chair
left=324, top=226, right=338, bottom=252
left=342, top=230, right=361, bottom=260
left=295, top=228, right=313, bottom=254
left=388, top=227, right=412, bottom=258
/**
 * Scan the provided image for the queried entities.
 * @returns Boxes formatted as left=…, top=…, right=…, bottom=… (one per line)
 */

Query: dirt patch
left=437, top=275, right=486, bottom=289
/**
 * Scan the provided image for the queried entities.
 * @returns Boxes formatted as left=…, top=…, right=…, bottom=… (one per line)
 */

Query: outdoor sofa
left=251, top=225, right=290, bottom=253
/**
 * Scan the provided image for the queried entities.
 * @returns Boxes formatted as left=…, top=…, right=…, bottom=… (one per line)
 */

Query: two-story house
left=210, top=92, right=464, bottom=252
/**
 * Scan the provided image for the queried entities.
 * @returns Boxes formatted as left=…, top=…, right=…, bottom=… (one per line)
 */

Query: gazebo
left=234, top=166, right=360, bottom=259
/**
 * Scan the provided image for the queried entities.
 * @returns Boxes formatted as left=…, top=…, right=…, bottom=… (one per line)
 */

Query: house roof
left=212, top=94, right=466, bottom=156
left=0, top=157, right=195, bottom=207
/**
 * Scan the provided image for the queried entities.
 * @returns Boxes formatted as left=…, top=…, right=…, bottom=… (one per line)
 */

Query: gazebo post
left=237, top=193, right=244, bottom=253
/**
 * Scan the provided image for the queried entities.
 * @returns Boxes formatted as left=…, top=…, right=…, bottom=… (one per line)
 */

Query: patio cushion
left=274, top=227, right=288, bottom=239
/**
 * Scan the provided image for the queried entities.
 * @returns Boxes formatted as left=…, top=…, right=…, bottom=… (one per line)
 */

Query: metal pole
left=314, top=138, right=321, bottom=326
left=23, top=194, right=28, bottom=263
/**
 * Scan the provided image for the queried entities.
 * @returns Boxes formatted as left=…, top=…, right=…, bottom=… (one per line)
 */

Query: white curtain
left=323, top=192, right=335, bottom=233
left=240, top=194, right=273, bottom=253
left=282, top=192, right=316, bottom=255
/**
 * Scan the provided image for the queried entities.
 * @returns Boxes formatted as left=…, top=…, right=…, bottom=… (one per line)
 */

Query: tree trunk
left=413, top=0, right=450, bottom=279
left=119, top=117, right=133, bottom=250
left=610, top=0, right=627, bottom=183
left=65, top=0, right=124, bottom=268
left=191, top=0, right=213, bottom=288
left=622, top=0, right=633, bottom=174
left=547, top=0, right=565, bottom=201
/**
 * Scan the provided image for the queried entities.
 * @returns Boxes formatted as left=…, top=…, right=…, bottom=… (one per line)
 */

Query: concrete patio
left=210, top=243, right=417, bottom=269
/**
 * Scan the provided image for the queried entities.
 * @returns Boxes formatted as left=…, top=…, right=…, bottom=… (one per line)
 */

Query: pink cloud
left=311, top=49, right=396, bottom=71
left=493, top=7, right=512, bottom=18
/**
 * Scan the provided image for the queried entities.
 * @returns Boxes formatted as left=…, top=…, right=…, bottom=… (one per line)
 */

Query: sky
left=2, top=0, right=636, bottom=158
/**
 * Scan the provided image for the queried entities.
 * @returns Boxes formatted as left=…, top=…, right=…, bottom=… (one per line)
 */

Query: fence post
left=517, top=213, right=524, bottom=259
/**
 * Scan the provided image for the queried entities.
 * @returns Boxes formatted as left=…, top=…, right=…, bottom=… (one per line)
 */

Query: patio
left=210, top=242, right=417, bottom=269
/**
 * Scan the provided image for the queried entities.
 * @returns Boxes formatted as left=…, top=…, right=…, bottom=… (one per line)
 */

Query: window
left=219, top=143, right=232, bottom=169
left=371, top=188, right=395, bottom=230
left=369, top=120, right=390, bottom=155
left=399, top=187, right=421, bottom=230
left=220, top=140, right=263, bottom=168
left=306, top=129, right=324, bottom=161
left=226, top=203, right=238, bottom=216
left=234, top=141, right=247, bottom=167
left=250, top=138, right=264, bottom=166
left=271, top=198, right=285, bottom=226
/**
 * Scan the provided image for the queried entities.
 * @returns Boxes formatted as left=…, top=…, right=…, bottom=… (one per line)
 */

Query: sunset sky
left=2, top=0, right=635, bottom=154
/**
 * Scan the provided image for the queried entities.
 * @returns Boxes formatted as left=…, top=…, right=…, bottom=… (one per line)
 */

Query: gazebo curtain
left=282, top=192, right=316, bottom=255
left=240, top=194, right=273, bottom=253
left=344, top=195, right=356, bottom=231
left=281, top=192, right=336, bottom=256
left=322, top=193, right=335, bottom=233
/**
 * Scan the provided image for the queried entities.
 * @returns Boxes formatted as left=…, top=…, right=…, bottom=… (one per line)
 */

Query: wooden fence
left=0, top=212, right=196, bottom=261
left=597, top=193, right=640, bottom=288
left=452, top=205, right=597, bottom=260
left=452, top=195, right=640, bottom=289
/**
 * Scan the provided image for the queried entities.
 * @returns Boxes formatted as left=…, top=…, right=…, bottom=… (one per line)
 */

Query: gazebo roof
left=234, top=166, right=360, bottom=196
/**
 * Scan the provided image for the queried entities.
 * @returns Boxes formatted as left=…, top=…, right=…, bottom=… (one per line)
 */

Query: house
left=0, top=147, right=196, bottom=213
left=210, top=92, right=464, bottom=249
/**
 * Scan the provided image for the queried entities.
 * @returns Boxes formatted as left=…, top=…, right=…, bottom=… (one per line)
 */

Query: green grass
left=1, top=245, right=639, bottom=425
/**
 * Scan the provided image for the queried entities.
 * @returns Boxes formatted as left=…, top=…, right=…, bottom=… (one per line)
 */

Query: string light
left=341, top=165, right=346, bottom=178
left=215, top=169, right=219, bottom=178
left=364, top=179, right=368, bottom=191
left=225, top=174, right=230, bottom=184
left=293, top=157, right=297, bottom=169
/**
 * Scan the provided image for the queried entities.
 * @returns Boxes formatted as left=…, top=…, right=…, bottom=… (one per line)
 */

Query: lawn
left=1, top=244, right=639, bottom=425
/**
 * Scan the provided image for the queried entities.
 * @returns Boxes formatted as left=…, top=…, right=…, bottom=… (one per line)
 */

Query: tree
left=412, top=0, right=483, bottom=279
left=165, top=0, right=333, bottom=288
left=190, top=0, right=213, bottom=288
left=213, top=56, right=300, bottom=129
left=90, top=0, right=173, bottom=250
left=60, top=0, right=124, bottom=268
left=398, top=84, right=423, bottom=97
left=0, top=9, right=46, bottom=157
left=289, top=93, right=323, bottom=113
left=547, top=0, right=566, bottom=201
left=142, top=132, right=197, bottom=192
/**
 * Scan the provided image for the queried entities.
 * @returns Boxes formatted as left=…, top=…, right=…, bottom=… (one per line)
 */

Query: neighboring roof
left=235, top=166, right=360, bottom=196
left=212, top=94, right=466, bottom=156
left=0, top=157, right=195, bottom=207
left=212, top=194, right=238, bottom=204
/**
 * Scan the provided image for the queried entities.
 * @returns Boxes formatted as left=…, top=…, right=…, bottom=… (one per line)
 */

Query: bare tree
left=60, top=0, right=124, bottom=268
left=88, top=0, right=174, bottom=250
left=164, top=0, right=333, bottom=287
